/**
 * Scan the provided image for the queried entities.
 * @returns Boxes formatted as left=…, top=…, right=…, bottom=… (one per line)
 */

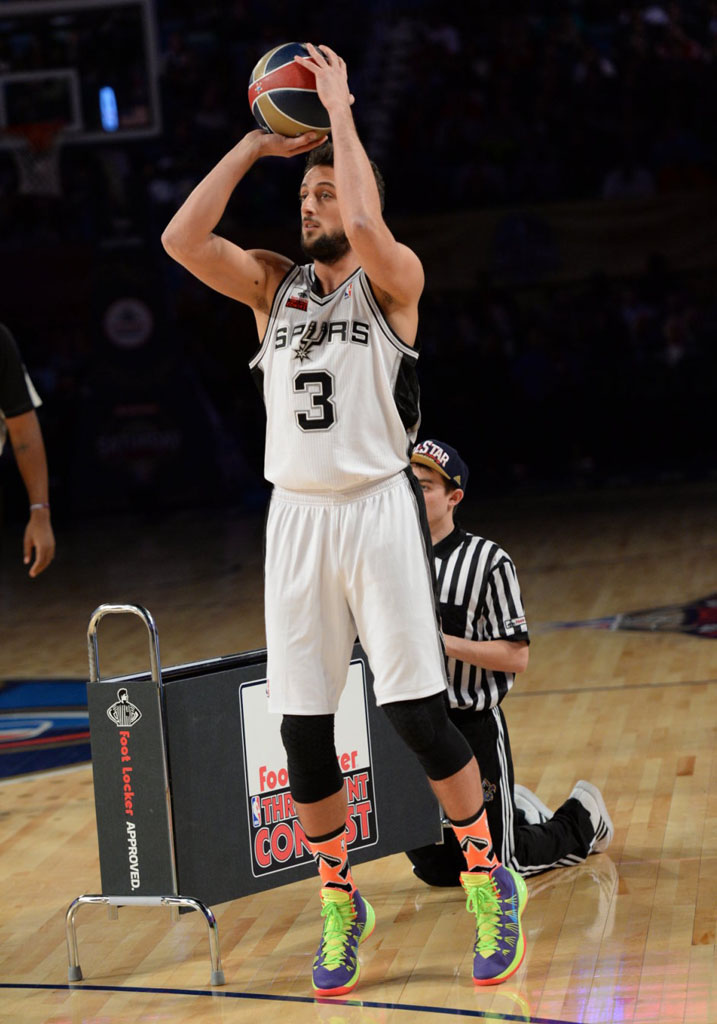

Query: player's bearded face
left=301, top=229, right=350, bottom=265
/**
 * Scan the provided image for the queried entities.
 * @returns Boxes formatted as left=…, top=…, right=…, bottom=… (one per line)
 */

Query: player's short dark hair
left=304, top=141, right=386, bottom=211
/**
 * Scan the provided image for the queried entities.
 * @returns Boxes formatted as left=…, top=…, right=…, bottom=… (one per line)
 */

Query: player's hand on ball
left=244, top=128, right=325, bottom=158
left=295, top=44, right=355, bottom=113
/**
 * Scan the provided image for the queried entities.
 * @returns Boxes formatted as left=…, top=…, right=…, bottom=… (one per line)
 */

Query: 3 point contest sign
left=87, top=644, right=441, bottom=908
left=239, top=659, right=377, bottom=877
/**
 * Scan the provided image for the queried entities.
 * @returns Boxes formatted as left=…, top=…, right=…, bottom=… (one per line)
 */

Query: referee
left=0, top=323, right=55, bottom=577
left=407, top=438, right=613, bottom=883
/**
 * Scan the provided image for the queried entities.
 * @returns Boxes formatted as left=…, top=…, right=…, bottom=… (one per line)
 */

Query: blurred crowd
left=150, top=0, right=717, bottom=219
left=386, top=1, right=717, bottom=210
left=1, top=0, right=716, bottom=518
left=419, top=257, right=716, bottom=490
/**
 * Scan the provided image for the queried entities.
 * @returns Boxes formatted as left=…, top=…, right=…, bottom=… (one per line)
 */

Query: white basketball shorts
left=264, top=470, right=448, bottom=715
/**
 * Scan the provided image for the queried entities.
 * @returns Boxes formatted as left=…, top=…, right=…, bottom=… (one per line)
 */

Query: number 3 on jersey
left=293, top=370, right=336, bottom=431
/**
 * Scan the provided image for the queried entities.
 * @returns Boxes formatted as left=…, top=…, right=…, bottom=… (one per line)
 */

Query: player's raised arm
left=161, top=129, right=323, bottom=314
left=296, top=45, right=424, bottom=314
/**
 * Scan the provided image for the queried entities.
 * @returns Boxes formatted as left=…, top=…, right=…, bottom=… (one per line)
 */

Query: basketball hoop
left=2, top=119, right=65, bottom=198
left=3, top=118, right=64, bottom=153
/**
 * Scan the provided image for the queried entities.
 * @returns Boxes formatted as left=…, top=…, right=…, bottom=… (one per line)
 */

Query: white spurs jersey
left=249, top=263, right=421, bottom=492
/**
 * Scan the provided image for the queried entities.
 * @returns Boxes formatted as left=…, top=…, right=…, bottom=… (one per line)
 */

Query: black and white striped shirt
left=434, top=526, right=530, bottom=712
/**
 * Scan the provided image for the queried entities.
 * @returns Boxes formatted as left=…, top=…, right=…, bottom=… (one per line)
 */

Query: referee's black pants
left=406, top=704, right=595, bottom=886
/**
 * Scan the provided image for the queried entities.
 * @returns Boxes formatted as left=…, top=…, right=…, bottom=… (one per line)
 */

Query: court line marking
left=0, top=982, right=583, bottom=1024
left=4, top=673, right=716, bottom=704
left=0, top=762, right=90, bottom=786
left=512, top=676, right=717, bottom=698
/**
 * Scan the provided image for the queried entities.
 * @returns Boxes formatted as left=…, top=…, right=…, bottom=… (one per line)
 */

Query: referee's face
left=413, top=464, right=463, bottom=542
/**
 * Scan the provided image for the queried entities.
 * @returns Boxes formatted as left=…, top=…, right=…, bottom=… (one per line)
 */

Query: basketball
left=248, top=42, right=331, bottom=137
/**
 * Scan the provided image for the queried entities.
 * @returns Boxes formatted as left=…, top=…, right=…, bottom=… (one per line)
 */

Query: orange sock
left=449, top=806, right=499, bottom=873
left=306, top=825, right=355, bottom=892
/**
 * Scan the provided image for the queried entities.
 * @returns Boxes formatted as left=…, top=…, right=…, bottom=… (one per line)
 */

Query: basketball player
left=162, top=44, right=526, bottom=993
left=0, top=323, right=55, bottom=577
left=408, top=438, right=614, bottom=885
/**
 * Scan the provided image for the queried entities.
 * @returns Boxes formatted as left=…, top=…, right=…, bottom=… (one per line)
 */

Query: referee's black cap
left=411, top=439, right=469, bottom=491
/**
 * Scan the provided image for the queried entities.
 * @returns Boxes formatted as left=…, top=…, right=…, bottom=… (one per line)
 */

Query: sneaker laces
left=465, top=876, right=518, bottom=958
left=318, top=894, right=356, bottom=969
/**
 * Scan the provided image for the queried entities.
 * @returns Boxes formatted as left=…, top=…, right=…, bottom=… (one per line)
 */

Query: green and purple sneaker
left=311, top=887, right=376, bottom=996
left=461, top=865, right=528, bottom=986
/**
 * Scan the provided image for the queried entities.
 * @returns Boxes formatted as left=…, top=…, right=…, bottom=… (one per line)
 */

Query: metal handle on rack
left=85, top=601, right=178, bottom=896
left=72, top=603, right=225, bottom=986
left=87, top=603, right=161, bottom=685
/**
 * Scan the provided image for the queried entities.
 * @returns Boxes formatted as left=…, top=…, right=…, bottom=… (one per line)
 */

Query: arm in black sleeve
left=0, top=323, right=36, bottom=417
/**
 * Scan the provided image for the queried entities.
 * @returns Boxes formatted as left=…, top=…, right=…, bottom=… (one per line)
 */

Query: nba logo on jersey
left=343, top=282, right=353, bottom=300
left=251, top=795, right=262, bottom=827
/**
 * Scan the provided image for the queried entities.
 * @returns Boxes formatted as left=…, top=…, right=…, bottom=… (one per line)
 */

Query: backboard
left=0, top=0, right=161, bottom=146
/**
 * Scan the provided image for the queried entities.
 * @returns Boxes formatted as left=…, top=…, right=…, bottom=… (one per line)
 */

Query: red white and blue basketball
left=248, top=42, right=331, bottom=137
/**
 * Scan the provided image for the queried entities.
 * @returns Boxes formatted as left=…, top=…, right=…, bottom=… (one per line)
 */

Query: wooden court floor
left=1, top=481, right=716, bottom=1024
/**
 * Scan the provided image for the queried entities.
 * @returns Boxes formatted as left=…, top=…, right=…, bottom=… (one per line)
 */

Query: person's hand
left=294, top=44, right=355, bottom=115
left=243, top=127, right=326, bottom=159
left=23, top=512, right=55, bottom=577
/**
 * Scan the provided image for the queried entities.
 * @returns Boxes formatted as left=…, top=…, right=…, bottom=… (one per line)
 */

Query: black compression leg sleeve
left=382, top=692, right=474, bottom=780
left=280, top=713, right=344, bottom=803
